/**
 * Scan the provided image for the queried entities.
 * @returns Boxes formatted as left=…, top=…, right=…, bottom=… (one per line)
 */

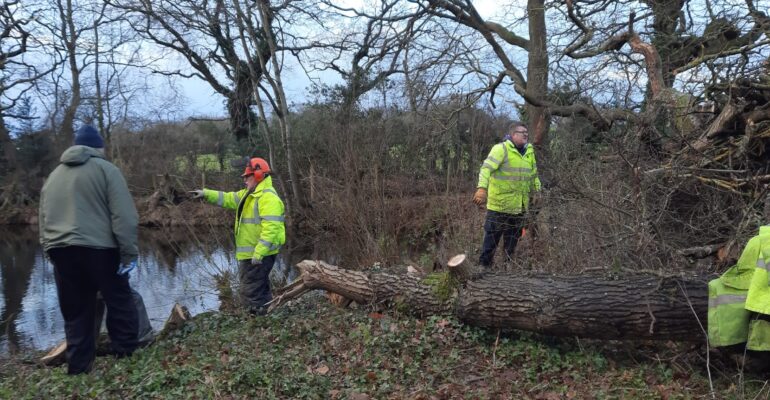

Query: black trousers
left=479, top=210, right=526, bottom=267
left=48, top=246, right=138, bottom=374
left=238, top=254, right=276, bottom=313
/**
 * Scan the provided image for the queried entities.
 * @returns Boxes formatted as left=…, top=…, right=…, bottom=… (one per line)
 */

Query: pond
left=0, top=226, right=282, bottom=356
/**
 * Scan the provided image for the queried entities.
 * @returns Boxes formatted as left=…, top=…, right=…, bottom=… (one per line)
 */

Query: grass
left=1, top=296, right=767, bottom=399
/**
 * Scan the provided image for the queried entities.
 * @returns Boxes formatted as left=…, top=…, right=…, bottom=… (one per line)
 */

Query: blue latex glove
left=117, top=260, right=137, bottom=276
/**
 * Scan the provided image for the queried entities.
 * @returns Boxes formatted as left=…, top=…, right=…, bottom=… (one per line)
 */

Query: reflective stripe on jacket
left=708, top=226, right=770, bottom=349
left=477, top=141, right=541, bottom=214
left=202, top=176, right=285, bottom=261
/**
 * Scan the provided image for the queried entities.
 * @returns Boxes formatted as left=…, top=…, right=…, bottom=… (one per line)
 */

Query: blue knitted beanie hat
left=74, top=125, right=104, bottom=148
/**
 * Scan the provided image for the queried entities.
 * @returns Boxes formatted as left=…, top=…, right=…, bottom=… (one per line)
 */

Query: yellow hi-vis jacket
left=477, top=141, right=541, bottom=214
left=202, top=176, right=285, bottom=261
left=708, top=225, right=770, bottom=350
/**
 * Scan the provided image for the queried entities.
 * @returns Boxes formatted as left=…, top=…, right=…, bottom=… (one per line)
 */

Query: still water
left=0, top=226, right=253, bottom=356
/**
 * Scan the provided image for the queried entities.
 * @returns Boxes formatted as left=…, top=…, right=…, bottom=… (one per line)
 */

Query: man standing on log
left=39, top=125, right=139, bottom=375
left=190, top=157, right=285, bottom=315
left=472, top=122, right=541, bottom=268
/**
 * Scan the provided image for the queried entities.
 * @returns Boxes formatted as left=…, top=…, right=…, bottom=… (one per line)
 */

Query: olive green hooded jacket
left=39, top=145, right=138, bottom=264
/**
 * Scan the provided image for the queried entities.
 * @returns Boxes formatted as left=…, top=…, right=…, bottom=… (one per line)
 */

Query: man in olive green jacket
left=39, top=125, right=139, bottom=374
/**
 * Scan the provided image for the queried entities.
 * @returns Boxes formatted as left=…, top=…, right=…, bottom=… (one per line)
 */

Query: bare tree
left=87, top=4, right=157, bottom=144
left=550, top=0, right=770, bottom=124
left=406, top=0, right=551, bottom=145
left=0, top=1, right=55, bottom=207
left=105, top=0, right=276, bottom=141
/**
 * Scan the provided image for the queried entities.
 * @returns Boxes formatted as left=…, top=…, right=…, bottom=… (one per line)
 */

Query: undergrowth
left=1, top=297, right=767, bottom=399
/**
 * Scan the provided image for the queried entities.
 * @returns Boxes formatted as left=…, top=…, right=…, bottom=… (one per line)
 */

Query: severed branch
left=679, top=244, right=723, bottom=258
left=267, top=274, right=311, bottom=311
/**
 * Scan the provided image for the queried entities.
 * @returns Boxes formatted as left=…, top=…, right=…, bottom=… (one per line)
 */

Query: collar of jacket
left=504, top=140, right=530, bottom=156
left=761, top=225, right=770, bottom=237
left=249, top=175, right=274, bottom=197
left=59, top=145, right=106, bottom=166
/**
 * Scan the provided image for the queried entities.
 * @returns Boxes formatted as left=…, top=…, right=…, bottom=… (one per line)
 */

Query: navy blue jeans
left=479, top=210, right=526, bottom=267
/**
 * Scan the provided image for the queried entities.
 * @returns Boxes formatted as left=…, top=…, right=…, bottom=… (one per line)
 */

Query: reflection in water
left=0, top=226, right=246, bottom=356
left=0, top=228, right=37, bottom=353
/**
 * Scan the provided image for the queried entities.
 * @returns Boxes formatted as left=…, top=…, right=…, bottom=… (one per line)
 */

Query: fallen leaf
left=717, top=246, right=728, bottom=262
left=369, top=312, right=384, bottom=319
left=656, top=384, right=671, bottom=400
left=315, top=364, right=330, bottom=375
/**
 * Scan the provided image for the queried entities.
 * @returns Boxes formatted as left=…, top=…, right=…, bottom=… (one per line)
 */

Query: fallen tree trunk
left=272, top=258, right=710, bottom=342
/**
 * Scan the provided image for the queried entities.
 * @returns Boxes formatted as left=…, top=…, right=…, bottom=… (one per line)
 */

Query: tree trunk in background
left=254, top=0, right=302, bottom=209
left=93, top=15, right=107, bottom=143
left=527, top=0, right=549, bottom=146
left=286, top=260, right=709, bottom=342
left=58, top=0, right=80, bottom=142
left=646, top=0, right=684, bottom=88
left=226, top=67, right=257, bottom=141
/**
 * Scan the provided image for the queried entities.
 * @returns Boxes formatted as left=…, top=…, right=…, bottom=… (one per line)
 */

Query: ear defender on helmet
left=241, top=157, right=271, bottom=182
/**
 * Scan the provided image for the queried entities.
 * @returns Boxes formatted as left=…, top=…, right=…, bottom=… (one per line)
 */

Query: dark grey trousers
left=479, top=210, right=526, bottom=267
left=48, top=246, right=138, bottom=375
left=237, top=255, right=276, bottom=313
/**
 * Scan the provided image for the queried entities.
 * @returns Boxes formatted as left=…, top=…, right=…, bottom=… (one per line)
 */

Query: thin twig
left=266, top=279, right=309, bottom=312
left=647, top=301, right=657, bottom=335
left=492, top=328, right=501, bottom=368
left=677, top=281, right=715, bottom=398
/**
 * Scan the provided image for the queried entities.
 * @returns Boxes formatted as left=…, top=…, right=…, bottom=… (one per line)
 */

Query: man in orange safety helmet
left=190, top=157, right=285, bottom=315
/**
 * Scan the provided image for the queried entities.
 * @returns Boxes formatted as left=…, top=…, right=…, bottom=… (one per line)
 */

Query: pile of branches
left=651, top=70, right=770, bottom=192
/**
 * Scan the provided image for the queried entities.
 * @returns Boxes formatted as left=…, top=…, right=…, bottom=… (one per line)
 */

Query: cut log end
left=40, top=302, right=192, bottom=367
left=163, top=303, right=191, bottom=333
left=447, top=254, right=466, bottom=268
left=39, top=341, right=67, bottom=366
left=446, top=253, right=481, bottom=283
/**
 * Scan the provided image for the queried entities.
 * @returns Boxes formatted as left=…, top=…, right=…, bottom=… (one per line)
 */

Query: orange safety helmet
left=241, top=157, right=271, bottom=182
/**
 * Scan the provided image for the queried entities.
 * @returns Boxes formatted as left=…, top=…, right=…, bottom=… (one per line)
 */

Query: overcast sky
left=174, top=0, right=510, bottom=119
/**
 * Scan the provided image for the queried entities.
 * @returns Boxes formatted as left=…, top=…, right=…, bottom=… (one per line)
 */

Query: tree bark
left=276, top=260, right=709, bottom=342
left=58, top=0, right=81, bottom=142
left=526, top=0, right=549, bottom=146
left=457, top=274, right=706, bottom=340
